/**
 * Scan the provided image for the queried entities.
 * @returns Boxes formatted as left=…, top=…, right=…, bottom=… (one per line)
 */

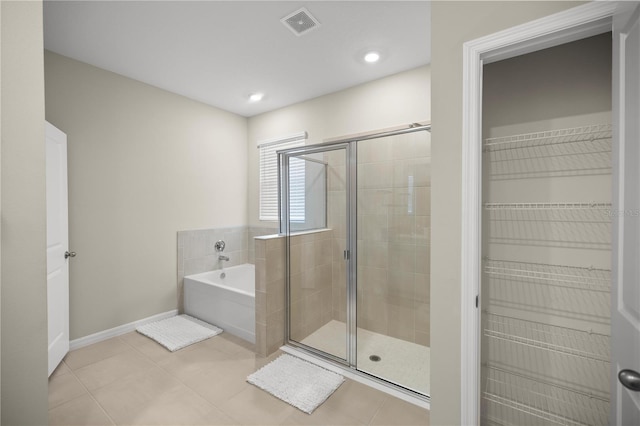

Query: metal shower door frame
left=279, top=141, right=357, bottom=368
left=279, top=123, right=431, bottom=399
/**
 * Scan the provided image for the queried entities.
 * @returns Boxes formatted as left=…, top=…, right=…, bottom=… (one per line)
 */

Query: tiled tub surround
left=177, top=226, right=276, bottom=313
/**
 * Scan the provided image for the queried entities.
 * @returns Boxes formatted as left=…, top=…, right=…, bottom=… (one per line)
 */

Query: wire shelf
left=483, top=124, right=612, bottom=179
left=481, top=124, right=613, bottom=425
left=483, top=124, right=612, bottom=152
left=484, top=259, right=610, bottom=293
left=484, top=202, right=612, bottom=211
left=483, top=367, right=609, bottom=426
left=484, top=203, right=611, bottom=249
left=484, top=312, right=610, bottom=362
left=483, top=259, right=611, bottom=324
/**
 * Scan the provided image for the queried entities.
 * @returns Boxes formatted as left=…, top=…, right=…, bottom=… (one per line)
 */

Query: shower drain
left=369, top=355, right=381, bottom=362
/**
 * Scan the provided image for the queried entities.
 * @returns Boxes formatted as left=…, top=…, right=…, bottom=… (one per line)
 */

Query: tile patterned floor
left=49, top=332, right=430, bottom=425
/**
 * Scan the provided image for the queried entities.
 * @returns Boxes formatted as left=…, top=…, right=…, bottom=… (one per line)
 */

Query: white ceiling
left=44, top=1, right=430, bottom=117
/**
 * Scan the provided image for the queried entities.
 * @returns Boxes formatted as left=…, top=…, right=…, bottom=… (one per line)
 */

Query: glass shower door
left=282, top=144, right=351, bottom=363
left=355, top=130, right=431, bottom=396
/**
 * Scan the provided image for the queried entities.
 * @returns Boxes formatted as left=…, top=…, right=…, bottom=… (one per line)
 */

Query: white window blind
left=288, top=157, right=306, bottom=222
left=258, top=132, right=307, bottom=221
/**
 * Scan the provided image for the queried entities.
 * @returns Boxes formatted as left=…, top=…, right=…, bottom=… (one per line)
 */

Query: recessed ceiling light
left=364, top=51, right=380, bottom=63
left=249, top=93, right=264, bottom=102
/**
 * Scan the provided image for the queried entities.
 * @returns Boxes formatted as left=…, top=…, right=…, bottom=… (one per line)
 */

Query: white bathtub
left=184, top=264, right=255, bottom=344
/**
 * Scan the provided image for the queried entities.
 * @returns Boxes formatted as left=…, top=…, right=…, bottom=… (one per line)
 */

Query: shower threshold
left=283, top=320, right=430, bottom=409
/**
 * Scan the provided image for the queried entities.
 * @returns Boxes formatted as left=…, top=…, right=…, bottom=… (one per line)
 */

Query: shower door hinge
left=475, top=295, right=479, bottom=308
left=344, top=250, right=350, bottom=260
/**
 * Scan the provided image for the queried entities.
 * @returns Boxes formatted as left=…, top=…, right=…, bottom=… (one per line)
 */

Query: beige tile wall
left=288, top=229, right=334, bottom=342
left=254, top=235, right=286, bottom=356
left=254, top=229, right=334, bottom=356
left=248, top=226, right=279, bottom=263
left=327, top=132, right=431, bottom=346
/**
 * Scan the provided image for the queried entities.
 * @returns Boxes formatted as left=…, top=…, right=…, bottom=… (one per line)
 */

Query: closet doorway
left=461, top=2, right=640, bottom=424
left=480, top=33, right=613, bottom=425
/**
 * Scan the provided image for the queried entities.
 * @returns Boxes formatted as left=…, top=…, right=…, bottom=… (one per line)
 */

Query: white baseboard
left=69, top=310, right=178, bottom=351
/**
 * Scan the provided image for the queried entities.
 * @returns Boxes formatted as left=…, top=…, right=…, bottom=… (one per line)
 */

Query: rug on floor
left=136, top=314, right=222, bottom=352
left=247, top=354, right=345, bottom=414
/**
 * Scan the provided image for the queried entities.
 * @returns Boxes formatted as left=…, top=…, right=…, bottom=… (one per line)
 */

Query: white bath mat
left=136, top=314, right=222, bottom=352
left=247, top=354, right=345, bottom=414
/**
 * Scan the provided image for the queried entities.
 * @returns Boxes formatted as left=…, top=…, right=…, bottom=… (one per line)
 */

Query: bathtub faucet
left=215, top=240, right=228, bottom=261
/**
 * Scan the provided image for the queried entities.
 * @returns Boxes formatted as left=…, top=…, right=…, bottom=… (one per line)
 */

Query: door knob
left=64, top=251, right=76, bottom=259
left=618, top=369, right=640, bottom=391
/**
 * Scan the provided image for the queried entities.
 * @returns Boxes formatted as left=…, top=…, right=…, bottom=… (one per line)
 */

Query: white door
left=46, top=121, right=70, bottom=377
left=612, top=2, right=640, bottom=424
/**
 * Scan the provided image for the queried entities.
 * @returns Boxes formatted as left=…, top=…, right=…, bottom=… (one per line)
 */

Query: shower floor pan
left=300, top=320, right=430, bottom=395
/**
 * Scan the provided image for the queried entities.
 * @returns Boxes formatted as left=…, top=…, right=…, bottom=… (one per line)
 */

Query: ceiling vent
left=281, top=7, right=321, bottom=37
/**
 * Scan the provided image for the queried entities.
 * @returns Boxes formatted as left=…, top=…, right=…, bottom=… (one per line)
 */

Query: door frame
left=460, top=2, right=623, bottom=424
left=279, top=141, right=354, bottom=367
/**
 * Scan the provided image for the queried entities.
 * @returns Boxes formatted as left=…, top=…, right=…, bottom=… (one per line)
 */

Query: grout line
left=366, top=394, right=390, bottom=425
left=64, top=360, right=118, bottom=426
left=129, top=333, right=248, bottom=415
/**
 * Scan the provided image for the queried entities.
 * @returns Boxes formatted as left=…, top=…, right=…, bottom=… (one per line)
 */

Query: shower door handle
left=619, top=369, right=640, bottom=391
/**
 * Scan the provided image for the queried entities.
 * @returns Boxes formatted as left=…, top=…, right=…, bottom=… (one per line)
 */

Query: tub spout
left=218, top=255, right=230, bottom=261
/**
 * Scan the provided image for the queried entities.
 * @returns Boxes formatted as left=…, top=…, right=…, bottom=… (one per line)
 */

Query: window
left=258, top=132, right=307, bottom=221
left=287, top=156, right=306, bottom=222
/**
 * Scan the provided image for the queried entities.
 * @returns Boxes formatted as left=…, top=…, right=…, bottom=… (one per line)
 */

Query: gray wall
left=44, top=52, right=249, bottom=340
left=483, top=32, right=612, bottom=138
left=1, top=1, right=49, bottom=424
left=430, top=1, right=585, bottom=424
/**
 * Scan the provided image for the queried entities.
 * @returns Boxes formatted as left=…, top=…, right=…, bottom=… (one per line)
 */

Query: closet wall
left=481, top=33, right=613, bottom=425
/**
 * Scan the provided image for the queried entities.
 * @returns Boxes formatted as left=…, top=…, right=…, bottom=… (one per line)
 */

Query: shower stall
left=278, top=124, right=431, bottom=399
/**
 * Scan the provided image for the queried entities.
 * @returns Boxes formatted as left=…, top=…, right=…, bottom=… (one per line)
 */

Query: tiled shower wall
left=177, top=226, right=276, bottom=312
left=288, top=229, right=334, bottom=342
left=254, top=235, right=286, bottom=356
left=254, top=229, right=334, bottom=355
left=326, top=131, right=431, bottom=346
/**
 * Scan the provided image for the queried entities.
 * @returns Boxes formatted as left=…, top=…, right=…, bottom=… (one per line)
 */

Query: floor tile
left=370, top=396, right=430, bottom=425
left=281, top=407, right=364, bottom=425
left=200, top=406, right=241, bottom=425
left=200, top=332, right=256, bottom=356
left=157, top=343, right=233, bottom=381
left=220, top=384, right=296, bottom=425
left=92, top=366, right=183, bottom=422
left=49, top=373, right=88, bottom=409
left=113, top=385, right=225, bottom=425
left=50, top=360, right=72, bottom=378
left=74, top=349, right=155, bottom=390
left=315, top=379, right=387, bottom=424
left=182, top=358, right=256, bottom=404
left=49, top=330, right=430, bottom=426
left=49, top=394, right=114, bottom=426
left=64, top=337, right=132, bottom=370
left=120, top=331, right=177, bottom=363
